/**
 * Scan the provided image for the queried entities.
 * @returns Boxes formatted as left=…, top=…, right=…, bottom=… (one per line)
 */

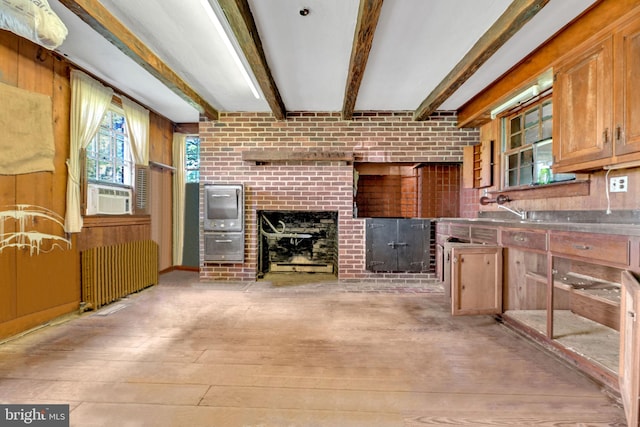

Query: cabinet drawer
left=471, top=226, right=498, bottom=244
left=204, top=232, right=244, bottom=262
left=549, top=231, right=629, bottom=266
left=501, top=229, right=547, bottom=251
left=449, top=224, right=470, bottom=241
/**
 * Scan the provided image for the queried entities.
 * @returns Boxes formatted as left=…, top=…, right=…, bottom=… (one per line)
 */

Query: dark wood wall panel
left=0, top=30, right=175, bottom=338
left=0, top=33, right=79, bottom=334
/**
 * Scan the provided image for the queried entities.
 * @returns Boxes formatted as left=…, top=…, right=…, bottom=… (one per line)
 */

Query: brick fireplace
left=199, top=111, right=479, bottom=284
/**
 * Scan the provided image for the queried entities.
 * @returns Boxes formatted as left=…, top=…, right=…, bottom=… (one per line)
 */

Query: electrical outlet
left=610, top=176, right=628, bottom=193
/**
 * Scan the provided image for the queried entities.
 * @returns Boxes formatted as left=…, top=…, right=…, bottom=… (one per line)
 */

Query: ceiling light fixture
left=199, top=0, right=261, bottom=99
left=490, top=69, right=554, bottom=120
left=490, top=84, right=539, bottom=119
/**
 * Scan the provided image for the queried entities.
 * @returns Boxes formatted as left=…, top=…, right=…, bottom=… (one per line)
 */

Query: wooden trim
left=0, top=302, right=79, bottom=341
left=82, top=215, right=151, bottom=228
left=58, top=0, right=219, bottom=120
left=218, top=0, right=286, bottom=120
left=242, top=150, right=354, bottom=163
left=413, top=0, right=549, bottom=121
left=174, top=123, right=199, bottom=134
left=457, top=0, right=640, bottom=128
left=342, top=0, right=384, bottom=120
left=488, top=180, right=590, bottom=200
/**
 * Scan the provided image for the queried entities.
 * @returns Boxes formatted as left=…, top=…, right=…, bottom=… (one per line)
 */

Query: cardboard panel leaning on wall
left=0, top=32, right=79, bottom=338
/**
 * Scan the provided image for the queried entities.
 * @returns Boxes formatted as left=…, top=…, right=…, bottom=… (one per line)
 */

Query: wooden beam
left=342, top=0, right=384, bottom=120
left=58, top=0, right=219, bottom=121
left=458, top=0, right=637, bottom=128
left=217, top=0, right=286, bottom=120
left=413, top=0, right=549, bottom=121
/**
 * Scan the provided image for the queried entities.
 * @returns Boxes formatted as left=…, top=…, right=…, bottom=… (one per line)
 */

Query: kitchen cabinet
left=436, top=219, right=639, bottom=425
left=620, top=271, right=640, bottom=427
left=365, top=218, right=431, bottom=272
left=614, top=16, right=640, bottom=159
left=553, top=35, right=613, bottom=171
left=553, top=12, right=640, bottom=172
left=436, top=222, right=502, bottom=314
left=450, top=245, right=502, bottom=316
left=549, top=230, right=630, bottom=267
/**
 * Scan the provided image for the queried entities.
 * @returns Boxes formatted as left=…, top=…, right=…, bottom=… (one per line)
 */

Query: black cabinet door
left=397, top=219, right=429, bottom=272
left=365, top=219, right=398, bottom=271
left=365, top=219, right=430, bottom=272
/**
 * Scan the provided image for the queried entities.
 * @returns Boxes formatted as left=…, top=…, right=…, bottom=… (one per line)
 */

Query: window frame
left=185, top=135, right=200, bottom=183
left=85, top=103, right=134, bottom=189
left=501, top=93, right=555, bottom=189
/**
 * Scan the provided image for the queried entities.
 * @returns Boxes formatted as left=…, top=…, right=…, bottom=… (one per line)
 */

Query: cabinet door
left=553, top=36, right=614, bottom=171
left=397, top=219, right=429, bottom=272
left=451, top=245, right=502, bottom=316
left=620, top=271, right=640, bottom=427
left=365, top=219, right=397, bottom=272
left=614, top=17, right=640, bottom=157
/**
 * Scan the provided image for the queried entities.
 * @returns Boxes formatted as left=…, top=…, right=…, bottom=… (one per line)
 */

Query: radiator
left=81, top=240, right=159, bottom=310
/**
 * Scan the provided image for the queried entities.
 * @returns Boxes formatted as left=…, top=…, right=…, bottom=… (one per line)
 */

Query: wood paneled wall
left=0, top=32, right=78, bottom=338
left=0, top=30, right=176, bottom=338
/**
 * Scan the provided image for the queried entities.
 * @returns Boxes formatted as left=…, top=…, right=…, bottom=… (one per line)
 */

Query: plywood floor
left=0, top=271, right=627, bottom=426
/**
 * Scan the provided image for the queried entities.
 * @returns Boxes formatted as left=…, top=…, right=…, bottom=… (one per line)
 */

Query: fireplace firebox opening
left=257, top=211, right=338, bottom=279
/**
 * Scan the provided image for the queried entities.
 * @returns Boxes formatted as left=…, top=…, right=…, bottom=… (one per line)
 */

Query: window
left=185, top=136, right=200, bottom=183
left=86, top=107, right=133, bottom=187
left=502, top=96, right=573, bottom=188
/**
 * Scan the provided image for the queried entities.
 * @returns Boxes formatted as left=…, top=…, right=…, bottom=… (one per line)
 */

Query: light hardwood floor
left=0, top=271, right=627, bottom=426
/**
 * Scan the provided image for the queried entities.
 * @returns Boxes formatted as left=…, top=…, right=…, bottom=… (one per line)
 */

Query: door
left=614, top=17, right=640, bottom=157
left=620, top=271, right=640, bottom=427
left=553, top=35, right=613, bottom=169
left=451, top=245, right=502, bottom=316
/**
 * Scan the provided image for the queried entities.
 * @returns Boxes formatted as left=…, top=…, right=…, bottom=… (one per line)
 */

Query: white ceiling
left=46, top=0, right=598, bottom=123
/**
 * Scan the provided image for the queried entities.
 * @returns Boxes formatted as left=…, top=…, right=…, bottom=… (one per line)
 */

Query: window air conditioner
left=86, top=184, right=132, bottom=215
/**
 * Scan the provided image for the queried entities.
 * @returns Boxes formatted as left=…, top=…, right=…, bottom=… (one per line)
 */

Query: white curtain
left=122, top=96, right=149, bottom=166
left=64, top=70, right=114, bottom=233
left=172, top=133, right=186, bottom=266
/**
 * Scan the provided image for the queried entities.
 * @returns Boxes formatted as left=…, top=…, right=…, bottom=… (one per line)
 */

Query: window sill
left=83, top=215, right=151, bottom=228
left=488, top=179, right=590, bottom=200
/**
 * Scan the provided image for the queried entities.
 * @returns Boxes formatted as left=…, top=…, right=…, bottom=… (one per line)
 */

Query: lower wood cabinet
left=450, top=245, right=502, bottom=316
left=621, top=271, right=640, bottom=426
left=437, top=220, right=640, bottom=427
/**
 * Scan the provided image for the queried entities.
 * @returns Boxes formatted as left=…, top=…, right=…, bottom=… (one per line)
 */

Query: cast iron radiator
left=81, top=240, right=159, bottom=310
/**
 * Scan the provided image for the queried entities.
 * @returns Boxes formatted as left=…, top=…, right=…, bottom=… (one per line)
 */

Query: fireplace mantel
left=242, top=150, right=353, bottom=164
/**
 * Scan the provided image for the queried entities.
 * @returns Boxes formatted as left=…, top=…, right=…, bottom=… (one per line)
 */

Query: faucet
left=498, top=204, right=527, bottom=220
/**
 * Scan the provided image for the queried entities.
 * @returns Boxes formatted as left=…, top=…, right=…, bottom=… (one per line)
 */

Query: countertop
left=437, top=216, right=640, bottom=237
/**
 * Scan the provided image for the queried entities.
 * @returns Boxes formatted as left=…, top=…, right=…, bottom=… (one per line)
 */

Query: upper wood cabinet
left=553, top=35, right=614, bottom=172
left=554, top=13, right=640, bottom=172
left=614, top=17, right=640, bottom=159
